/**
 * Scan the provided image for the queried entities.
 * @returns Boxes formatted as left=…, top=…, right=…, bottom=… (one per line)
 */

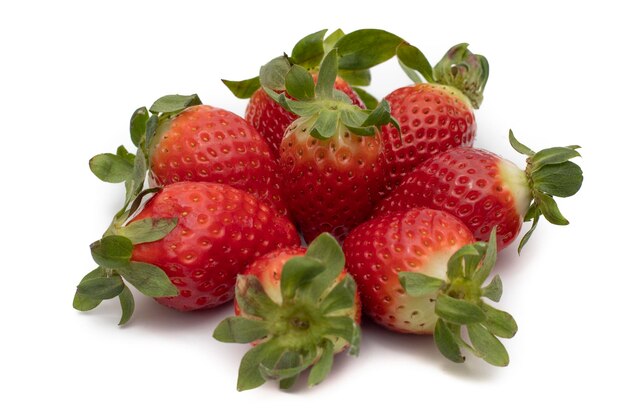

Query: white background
left=1, top=1, right=623, bottom=415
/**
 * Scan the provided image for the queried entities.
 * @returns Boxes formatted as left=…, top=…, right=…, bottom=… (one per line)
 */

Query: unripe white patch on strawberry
left=498, top=158, right=532, bottom=218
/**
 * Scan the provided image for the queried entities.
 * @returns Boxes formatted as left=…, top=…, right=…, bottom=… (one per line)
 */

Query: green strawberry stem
left=262, top=48, right=400, bottom=139
left=213, top=233, right=360, bottom=391
left=399, top=229, right=517, bottom=366
left=74, top=95, right=202, bottom=324
left=508, top=130, right=584, bottom=253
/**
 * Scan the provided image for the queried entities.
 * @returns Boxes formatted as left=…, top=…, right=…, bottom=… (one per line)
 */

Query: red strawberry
left=214, top=233, right=361, bottom=390
left=344, top=208, right=517, bottom=366
left=148, top=104, right=289, bottom=218
left=374, top=131, right=583, bottom=251
left=245, top=76, right=364, bottom=157
left=263, top=50, right=395, bottom=243
left=383, top=43, right=489, bottom=191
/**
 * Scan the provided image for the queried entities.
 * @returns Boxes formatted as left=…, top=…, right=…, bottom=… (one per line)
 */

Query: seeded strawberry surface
left=149, top=105, right=289, bottom=218
left=381, top=84, right=476, bottom=192
left=343, top=208, right=474, bottom=333
left=130, top=182, right=300, bottom=311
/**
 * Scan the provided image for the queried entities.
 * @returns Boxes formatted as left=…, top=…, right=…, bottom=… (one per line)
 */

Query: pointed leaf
left=467, top=323, right=510, bottom=366
left=399, top=272, right=445, bottom=297
left=73, top=267, right=107, bottom=311
left=335, top=29, right=403, bottom=70
left=435, top=294, right=486, bottom=324
left=396, top=43, right=434, bottom=83
left=149, top=94, right=201, bottom=114
left=90, top=235, right=133, bottom=268
left=90, top=153, right=134, bottom=183
left=351, top=87, right=378, bottom=109
left=310, top=110, right=339, bottom=139
left=304, top=233, right=345, bottom=302
left=434, top=319, right=465, bottom=363
left=118, top=217, right=178, bottom=244
left=279, top=375, right=298, bottom=390
left=236, top=275, right=280, bottom=318
left=118, top=285, right=135, bottom=325
left=118, top=261, right=179, bottom=297
left=337, top=68, right=371, bottom=86
left=323, top=29, right=345, bottom=54
left=144, top=115, right=159, bottom=149
left=509, top=130, right=535, bottom=156
left=280, top=256, right=326, bottom=301
left=398, top=57, right=424, bottom=83
left=482, top=274, right=503, bottom=302
left=213, top=317, right=269, bottom=343
left=129, top=106, right=149, bottom=147
left=362, top=99, right=392, bottom=128
left=535, top=192, right=569, bottom=225
left=471, top=228, right=498, bottom=286
left=319, top=275, right=357, bottom=314
left=77, top=273, right=124, bottom=300
left=291, top=29, right=327, bottom=69
left=531, top=146, right=581, bottom=171
left=285, top=64, right=315, bottom=101
left=260, top=56, right=291, bottom=91
left=325, top=316, right=360, bottom=356
left=222, top=76, right=261, bottom=99
left=446, top=243, right=482, bottom=279
left=259, top=350, right=315, bottom=381
left=316, top=49, right=339, bottom=99
left=345, top=124, right=375, bottom=137
left=532, top=161, right=583, bottom=198
left=518, top=211, right=540, bottom=254
left=482, top=303, right=518, bottom=339
left=308, top=340, right=335, bottom=387
left=237, top=340, right=283, bottom=391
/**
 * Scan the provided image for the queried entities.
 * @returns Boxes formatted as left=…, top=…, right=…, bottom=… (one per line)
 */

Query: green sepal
left=90, top=235, right=133, bottom=269
left=73, top=267, right=108, bottom=311
left=144, top=115, right=159, bottom=149
left=89, top=153, right=134, bottom=183
left=434, top=319, right=465, bottom=363
left=116, top=217, right=178, bottom=244
left=435, top=294, right=487, bottom=325
left=308, top=339, right=335, bottom=387
left=325, top=316, right=361, bottom=356
left=470, top=228, right=497, bottom=286
left=398, top=57, right=424, bottom=84
left=76, top=273, right=124, bottom=300
left=118, top=261, right=179, bottom=297
left=509, top=130, right=534, bottom=156
left=235, top=275, right=281, bottom=318
left=118, top=285, right=135, bottom=326
left=535, top=192, right=569, bottom=225
left=399, top=272, right=445, bottom=297
left=446, top=244, right=482, bottom=279
left=319, top=275, right=357, bottom=315
left=291, top=29, right=327, bottom=69
left=236, top=340, right=284, bottom=391
left=518, top=203, right=540, bottom=254
left=279, top=375, right=298, bottom=390
left=149, top=94, right=201, bottom=114
left=213, top=317, right=269, bottom=343
left=222, top=76, right=261, bottom=99
left=285, top=64, right=315, bottom=101
left=335, top=29, right=403, bottom=70
left=531, top=146, right=581, bottom=170
left=482, top=303, right=518, bottom=339
left=303, top=232, right=345, bottom=303
left=310, top=110, right=339, bottom=139
left=482, top=274, right=503, bottom=302
left=362, top=99, right=393, bottom=128
left=280, top=256, right=326, bottom=301
left=396, top=43, right=434, bottom=83
left=259, top=349, right=316, bottom=382
left=532, top=161, right=583, bottom=198
left=467, top=323, right=509, bottom=367
left=323, top=29, right=345, bottom=54
left=351, top=87, right=378, bottom=109
left=260, top=56, right=291, bottom=91
left=337, top=68, right=371, bottom=87
left=315, top=49, right=338, bottom=99
left=130, top=106, right=149, bottom=147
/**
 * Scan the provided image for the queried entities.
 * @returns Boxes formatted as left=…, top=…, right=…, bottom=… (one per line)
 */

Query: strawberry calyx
left=399, top=229, right=517, bottom=367
left=75, top=95, right=202, bottom=324
left=262, top=49, right=400, bottom=140
left=213, top=233, right=360, bottom=391
left=508, top=130, right=584, bottom=253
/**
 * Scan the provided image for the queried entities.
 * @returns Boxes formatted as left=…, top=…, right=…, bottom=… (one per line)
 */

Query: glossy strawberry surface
left=343, top=208, right=474, bottom=334
left=374, top=147, right=531, bottom=250
left=245, top=77, right=364, bottom=157
left=130, top=182, right=300, bottom=311
left=149, top=105, right=289, bottom=218
left=381, top=84, right=476, bottom=192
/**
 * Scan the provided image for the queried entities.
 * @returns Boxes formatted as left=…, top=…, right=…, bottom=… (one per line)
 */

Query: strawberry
left=74, top=182, right=300, bottom=322
left=374, top=131, right=583, bottom=251
left=382, top=43, right=489, bottom=191
left=214, top=233, right=361, bottom=390
left=344, top=208, right=517, bottom=366
left=262, top=49, right=398, bottom=243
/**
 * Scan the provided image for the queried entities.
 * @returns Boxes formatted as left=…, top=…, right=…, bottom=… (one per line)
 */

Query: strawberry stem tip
left=399, top=229, right=517, bottom=366
left=213, top=233, right=361, bottom=391
left=509, top=130, right=584, bottom=253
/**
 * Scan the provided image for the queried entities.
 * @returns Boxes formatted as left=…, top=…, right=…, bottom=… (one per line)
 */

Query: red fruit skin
left=280, top=121, right=386, bottom=243
left=381, top=84, right=476, bottom=192
left=343, top=208, right=474, bottom=334
left=130, top=182, right=300, bottom=312
left=374, top=147, right=531, bottom=250
left=149, top=105, right=289, bottom=218
left=245, top=77, right=364, bottom=157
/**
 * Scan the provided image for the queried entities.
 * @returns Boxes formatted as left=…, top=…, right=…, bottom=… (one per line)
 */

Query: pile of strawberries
left=74, top=29, right=583, bottom=391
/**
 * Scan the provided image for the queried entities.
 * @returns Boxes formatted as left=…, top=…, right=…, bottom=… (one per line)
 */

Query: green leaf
left=337, top=68, right=371, bottom=86
left=435, top=294, right=486, bottom=324
left=236, top=275, right=280, bottom=318
left=315, top=49, right=339, bottom=99
left=213, top=317, right=269, bottom=343
left=149, top=94, right=201, bottom=114
left=508, top=130, right=535, bottom=156
left=130, top=106, right=149, bottom=147
left=291, top=29, right=327, bottom=69
left=118, top=285, right=135, bottom=325
left=471, top=228, right=498, bottom=286
left=396, top=43, right=434, bottom=83
left=323, top=28, right=345, bottom=54
left=446, top=244, right=481, bottom=279
left=280, top=256, right=326, bottom=301
left=535, top=192, right=569, bottom=225
left=118, top=217, right=178, bottom=244
left=345, top=124, right=375, bottom=137
left=335, top=29, right=403, bottom=70
left=399, top=272, right=445, bottom=297
left=259, top=350, right=315, bottom=381
left=237, top=340, right=283, bottom=391
left=116, top=145, right=135, bottom=165
left=308, top=340, right=335, bottom=387
left=482, top=303, right=517, bottom=339
left=123, top=147, right=148, bottom=209
left=319, top=276, right=357, bottom=314
left=531, top=146, right=581, bottom=171
left=118, top=261, right=179, bottom=297
left=260, top=56, right=291, bottom=91
left=362, top=99, right=392, bottom=128
left=90, top=235, right=133, bottom=268
left=279, top=375, right=298, bottom=390
left=518, top=211, right=540, bottom=254
left=467, top=323, right=510, bottom=366
left=398, top=57, right=424, bottom=83
left=434, top=319, right=464, bottom=363
left=351, top=87, right=378, bottom=109
left=310, top=110, right=339, bottom=139
left=325, top=316, right=360, bottom=356
left=304, top=233, right=345, bottom=302
left=89, top=153, right=134, bottom=183
left=482, top=274, right=503, bottom=302
left=532, top=161, right=583, bottom=198
left=285, top=65, right=315, bottom=101
left=77, top=273, right=124, bottom=300
left=144, top=115, right=159, bottom=149
left=222, top=76, right=261, bottom=99
left=73, top=267, right=107, bottom=311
